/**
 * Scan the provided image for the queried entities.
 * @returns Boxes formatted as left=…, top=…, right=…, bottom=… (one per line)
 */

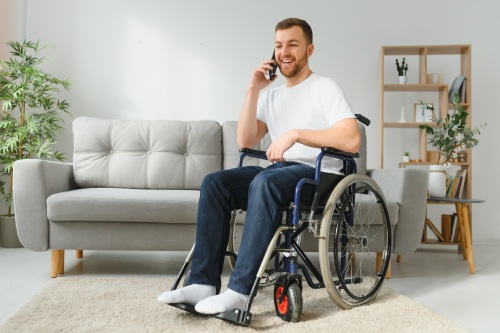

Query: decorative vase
left=398, top=76, right=407, bottom=84
left=0, top=216, right=23, bottom=248
left=428, top=165, right=447, bottom=198
left=398, top=106, right=407, bottom=123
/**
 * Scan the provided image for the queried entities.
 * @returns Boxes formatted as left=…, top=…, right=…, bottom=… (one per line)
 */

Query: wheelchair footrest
left=168, top=303, right=252, bottom=326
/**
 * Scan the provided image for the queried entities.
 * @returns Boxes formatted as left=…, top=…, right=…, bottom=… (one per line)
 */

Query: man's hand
left=249, top=59, right=277, bottom=91
left=266, top=130, right=297, bottom=163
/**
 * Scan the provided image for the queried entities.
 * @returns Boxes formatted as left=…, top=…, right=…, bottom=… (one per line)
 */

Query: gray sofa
left=13, top=117, right=427, bottom=277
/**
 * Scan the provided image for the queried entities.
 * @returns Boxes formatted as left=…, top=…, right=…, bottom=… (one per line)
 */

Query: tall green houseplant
left=0, top=40, right=71, bottom=218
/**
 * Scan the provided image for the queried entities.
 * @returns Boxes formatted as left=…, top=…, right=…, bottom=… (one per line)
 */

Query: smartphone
left=268, top=50, right=277, bottom=80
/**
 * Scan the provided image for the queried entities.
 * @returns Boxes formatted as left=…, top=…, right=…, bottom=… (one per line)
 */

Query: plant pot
left=428, top=165, right=447, bottom=198
left=402, top=156, right=410, bottom=163
left=398, top=76, right=407, bottom=84
left=0, top=216, right=23, bottom=248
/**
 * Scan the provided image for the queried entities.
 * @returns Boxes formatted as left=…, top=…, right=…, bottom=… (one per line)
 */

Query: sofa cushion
left=73, top=118, right=222, bottom=189
left=47, top=188, right=200, bottom=224
left=222, top=121, right=271, bottom=169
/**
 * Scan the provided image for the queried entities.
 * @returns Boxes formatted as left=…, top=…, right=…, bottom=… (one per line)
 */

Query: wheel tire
left=274, top=278, right=303, bottom=322
left=318, top=174, right=392, bottom=309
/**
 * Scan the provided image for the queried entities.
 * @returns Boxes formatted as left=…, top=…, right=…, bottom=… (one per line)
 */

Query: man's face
left=274, top=26, right=313, bottom=78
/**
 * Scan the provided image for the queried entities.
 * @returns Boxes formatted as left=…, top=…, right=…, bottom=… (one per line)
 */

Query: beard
left=278, top=49, right=309, bottom=78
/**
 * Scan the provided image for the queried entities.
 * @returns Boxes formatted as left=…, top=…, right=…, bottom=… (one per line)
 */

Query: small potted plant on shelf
left=402, top=151, right=410, bottom=163
left=419, top=94, right=486, bottom=197
left=0, top=40, right=71, bottom=247
left=396, top=57, right=408, bottom=84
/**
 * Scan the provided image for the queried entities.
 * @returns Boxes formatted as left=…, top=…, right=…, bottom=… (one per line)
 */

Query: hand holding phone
left=268, top=50, right=277, bottom=80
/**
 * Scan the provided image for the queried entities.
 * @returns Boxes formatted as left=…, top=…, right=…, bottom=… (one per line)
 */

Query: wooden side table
left=426, top=197, right=484, bottom=274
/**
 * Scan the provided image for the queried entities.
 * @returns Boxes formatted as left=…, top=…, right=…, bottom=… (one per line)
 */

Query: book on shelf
left=447, top=169, right=467, bottom=198
left=452, top=213, right=460, bottom=243
left=455, top=169, right=467, bottom=198
left=459, top=78, right=467, bottom=103
left=449, top=75, right=465, bottom=102
left=441, top=214, right=453, bottom=242
left=447, top=176, right=460, bottom=198
left=446, top=176, right=454, bottom=197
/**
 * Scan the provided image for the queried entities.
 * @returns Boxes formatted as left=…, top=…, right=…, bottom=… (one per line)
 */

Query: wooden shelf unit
left=379, top=45, right=472, bottom=200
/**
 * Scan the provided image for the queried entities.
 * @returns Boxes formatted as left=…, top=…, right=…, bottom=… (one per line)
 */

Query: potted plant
left=0, top=40, right=71, bottom=247
left=396, top=58, right=408, bottom=84
left=419, top=94, right=485, bottom=197
left=402, top=151, right=410, bottom=163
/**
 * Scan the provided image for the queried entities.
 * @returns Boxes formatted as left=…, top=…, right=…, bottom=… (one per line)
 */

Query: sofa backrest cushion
left=222, top=121, right=271, bottom=169
left=73, top=117, right=222, bottom=189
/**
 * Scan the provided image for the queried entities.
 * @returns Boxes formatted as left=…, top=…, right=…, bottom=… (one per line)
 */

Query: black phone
left=268, top=50, right=277, bottom=80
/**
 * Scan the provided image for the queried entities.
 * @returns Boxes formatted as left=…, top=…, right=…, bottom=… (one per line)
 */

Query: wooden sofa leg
left=58, top=250, right=65, bottom=274
left=76, top=250, right=83, bottom=258
left=51, top=250, right=65, bottom=278
left=376, top=252, right=392, bottom=279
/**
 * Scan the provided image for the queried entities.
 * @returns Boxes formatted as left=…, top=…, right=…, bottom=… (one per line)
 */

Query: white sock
left=157, top=284, right=216, bottom=306
left=195, top=289, right=249, bottom=315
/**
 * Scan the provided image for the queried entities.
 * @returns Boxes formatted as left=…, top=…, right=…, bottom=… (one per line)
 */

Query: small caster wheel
left=274, top=275, right=303, bottom=322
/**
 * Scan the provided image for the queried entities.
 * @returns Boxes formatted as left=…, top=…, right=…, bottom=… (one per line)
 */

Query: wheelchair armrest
left=239, top=148, right=268, bottom=160
left=321, top=147, right=359, bottom=159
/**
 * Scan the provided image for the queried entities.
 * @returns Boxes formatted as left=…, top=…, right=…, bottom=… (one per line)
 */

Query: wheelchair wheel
left=318, top=174, right=391, bottom=309
left=274, top=275, right=303, bottom=322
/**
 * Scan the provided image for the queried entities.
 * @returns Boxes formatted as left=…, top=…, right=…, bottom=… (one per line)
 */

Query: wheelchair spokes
left=319, top=174, right=392, bottom=309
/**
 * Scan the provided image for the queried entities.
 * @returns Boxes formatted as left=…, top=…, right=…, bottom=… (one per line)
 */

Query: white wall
left=0, top=0, right=26, bottom=59
left=2, top=0, right=499, bottom=243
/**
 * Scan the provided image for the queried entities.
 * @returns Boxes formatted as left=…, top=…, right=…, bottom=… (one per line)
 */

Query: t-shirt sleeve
left=318, top=78, right=355, bottom=126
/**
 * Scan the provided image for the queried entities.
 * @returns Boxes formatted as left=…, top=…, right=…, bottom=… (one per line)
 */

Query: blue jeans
left=189, top=162, right=316, bottom=295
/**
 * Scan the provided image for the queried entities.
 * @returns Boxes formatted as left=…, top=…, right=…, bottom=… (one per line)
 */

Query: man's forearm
left=294, top=127, right=360, bottom=153
left=237, top=87, right=261, bottom=148
left=290, top=118, right=361, bottom=153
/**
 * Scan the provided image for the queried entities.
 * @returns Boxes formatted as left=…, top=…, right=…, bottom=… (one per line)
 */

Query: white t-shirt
left=257, top=73, right=355, bottom=174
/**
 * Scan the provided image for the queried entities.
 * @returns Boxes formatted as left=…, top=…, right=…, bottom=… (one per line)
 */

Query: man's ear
left=307, top=44, right=315, bottom=57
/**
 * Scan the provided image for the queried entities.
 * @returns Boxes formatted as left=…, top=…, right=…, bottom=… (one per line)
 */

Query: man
left=158, top=17, right=360, bottom=315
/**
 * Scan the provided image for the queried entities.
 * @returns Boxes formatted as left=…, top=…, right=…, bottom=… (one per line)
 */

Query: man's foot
left=195, top=289, right=249, bottom=314
left=157, top=284, right=216, bottom=306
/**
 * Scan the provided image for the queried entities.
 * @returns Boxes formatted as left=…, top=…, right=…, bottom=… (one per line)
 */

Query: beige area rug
left=1, top=276, right=469, bottom=333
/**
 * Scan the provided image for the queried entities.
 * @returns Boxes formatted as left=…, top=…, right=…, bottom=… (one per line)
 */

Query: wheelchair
left=168, top=114, right=392, bottom=326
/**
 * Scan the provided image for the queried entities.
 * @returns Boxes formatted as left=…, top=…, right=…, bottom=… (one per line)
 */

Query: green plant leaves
left=419, top=94, right=486, bottom=164
left=0, top=39, right=71, bottom=214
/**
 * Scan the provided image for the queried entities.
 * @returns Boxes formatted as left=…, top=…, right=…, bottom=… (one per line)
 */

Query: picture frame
left=414, top=103, right=435, bottom=123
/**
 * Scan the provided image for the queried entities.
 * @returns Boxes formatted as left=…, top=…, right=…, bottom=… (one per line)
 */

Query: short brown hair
left=275, top=18, right=313, bottom=44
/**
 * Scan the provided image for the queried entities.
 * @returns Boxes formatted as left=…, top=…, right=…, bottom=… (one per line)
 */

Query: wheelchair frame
left=168, top=114, right=392, bottom=326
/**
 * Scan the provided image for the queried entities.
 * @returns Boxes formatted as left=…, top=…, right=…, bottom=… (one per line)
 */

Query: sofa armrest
left=13, top=159, right=76, bottom=251
left=367, top=168, right=427, bottom=256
